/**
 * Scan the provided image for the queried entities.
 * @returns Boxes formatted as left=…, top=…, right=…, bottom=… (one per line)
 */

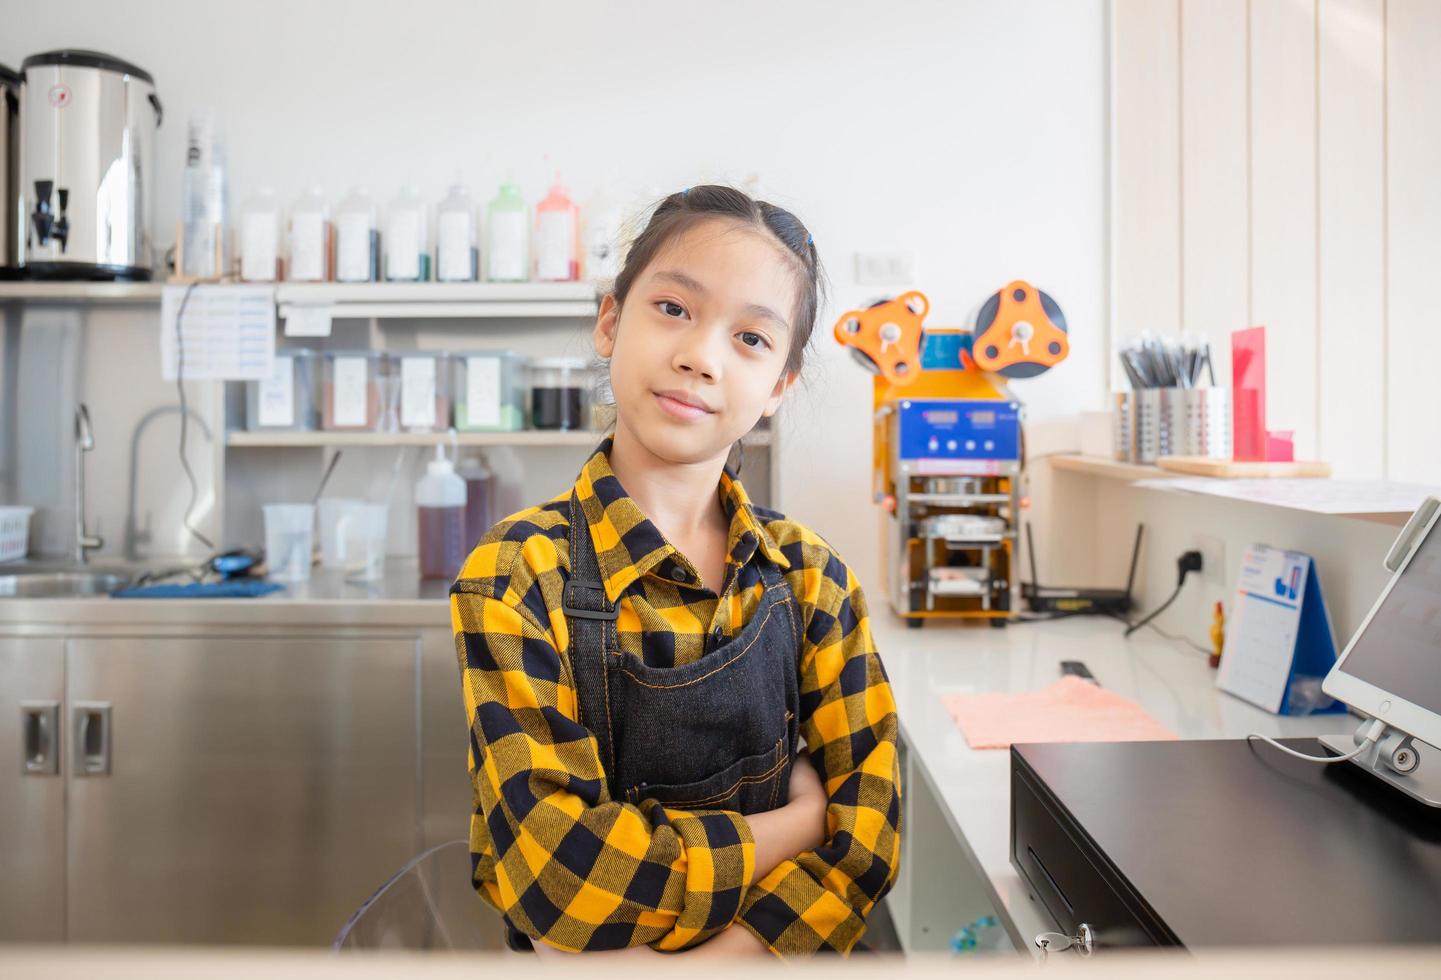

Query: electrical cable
left=1246, top=719, right=1386, bottom=764
left=1122, top=579, right=1184, bottom=637
left=1107, top=609, right=1212, bottom=654
left=173, top=282, right=215, bottom=552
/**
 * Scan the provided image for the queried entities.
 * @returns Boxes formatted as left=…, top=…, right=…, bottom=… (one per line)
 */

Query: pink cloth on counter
left=941, top=675, right=1178, bottom=749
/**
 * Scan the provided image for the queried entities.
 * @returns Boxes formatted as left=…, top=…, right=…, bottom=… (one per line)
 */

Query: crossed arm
left=454, top=542, right=900, bottom=957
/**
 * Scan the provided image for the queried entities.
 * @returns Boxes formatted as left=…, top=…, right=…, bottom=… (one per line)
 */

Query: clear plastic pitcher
left=263, top=503, right=316, bottom=582
left=318, top=497, right=362, bottom=567
left=338, top=503, right=388, bottom=582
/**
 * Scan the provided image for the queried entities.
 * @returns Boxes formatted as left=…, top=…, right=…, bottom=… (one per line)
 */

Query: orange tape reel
left=970, top=281, right=1069, bottom=378
left=831, top=291, right=929, bottom=386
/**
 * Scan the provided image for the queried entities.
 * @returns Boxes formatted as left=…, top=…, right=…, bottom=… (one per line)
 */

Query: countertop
left=868, top=610, right=1359, bottom=950
left=0, top=559, right=453, bottom=627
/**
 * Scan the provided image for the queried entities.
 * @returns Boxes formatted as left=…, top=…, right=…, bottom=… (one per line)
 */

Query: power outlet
left=854, top=250, right=916, bottom=286
left=1194, top=533, right=1226, bottom=587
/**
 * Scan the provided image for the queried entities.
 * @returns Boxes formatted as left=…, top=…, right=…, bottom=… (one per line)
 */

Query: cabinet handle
left=73, top=702, right=112, bottom=777
left=21, top=701, right=60, bottom=776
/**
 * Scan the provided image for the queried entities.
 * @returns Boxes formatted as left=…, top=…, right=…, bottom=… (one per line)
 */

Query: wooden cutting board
left=1156, top=456, right=1333, bottom=478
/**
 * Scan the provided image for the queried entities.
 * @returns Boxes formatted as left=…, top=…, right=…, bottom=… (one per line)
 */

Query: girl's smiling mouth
left=654, top=388, right=715, bottom=421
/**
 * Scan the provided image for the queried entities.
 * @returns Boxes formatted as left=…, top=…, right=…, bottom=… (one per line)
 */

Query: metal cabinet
left=0, top=636, right=66, bottom=941
left=3, top=629, right=430, bottom=946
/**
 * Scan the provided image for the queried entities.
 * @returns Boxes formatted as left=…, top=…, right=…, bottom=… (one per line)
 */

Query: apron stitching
left=646, top=738, right=787, bottom=807
left=602, top=613, right=618, bottom=778
left=616, top=605, right=775, bottom=690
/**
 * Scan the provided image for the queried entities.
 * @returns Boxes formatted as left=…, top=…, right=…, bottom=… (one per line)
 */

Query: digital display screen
left=1341, top=521, right=1441, bottom=714
left=924, top=410, right=959, bottom=425
left=969, top=410, right=996, bottom=426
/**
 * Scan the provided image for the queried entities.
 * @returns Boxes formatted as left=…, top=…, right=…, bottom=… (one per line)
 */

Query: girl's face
left=594, top=218, right=798, bottom=466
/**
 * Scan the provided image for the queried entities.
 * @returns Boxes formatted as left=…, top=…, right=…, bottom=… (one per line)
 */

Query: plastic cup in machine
left=263, top=503, right=316, bottom=582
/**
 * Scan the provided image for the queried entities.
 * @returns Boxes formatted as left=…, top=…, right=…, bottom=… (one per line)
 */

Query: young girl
left=452, top=185, right=900, bottom=958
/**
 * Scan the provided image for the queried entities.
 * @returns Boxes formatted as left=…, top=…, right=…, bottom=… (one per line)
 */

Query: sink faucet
left=74, top=404, right=102, bottom=563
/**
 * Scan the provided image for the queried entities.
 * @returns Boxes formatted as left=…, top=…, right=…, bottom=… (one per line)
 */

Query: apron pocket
left=626, top=737, right=790, bottom=814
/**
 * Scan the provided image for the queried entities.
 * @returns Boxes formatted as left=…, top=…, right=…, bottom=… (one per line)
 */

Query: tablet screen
left=1341, top=523, right=1441, bottom=715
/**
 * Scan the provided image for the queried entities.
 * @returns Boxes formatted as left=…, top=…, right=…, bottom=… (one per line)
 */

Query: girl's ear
left=593, top=294, right=619, bottom=357
left=760, top=369, right=798, bottom=418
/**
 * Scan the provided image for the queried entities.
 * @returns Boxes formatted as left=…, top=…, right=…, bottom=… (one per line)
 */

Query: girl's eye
left=658, top=301, right=687, bottom=318
left=738, top=331, right=771, bottom=351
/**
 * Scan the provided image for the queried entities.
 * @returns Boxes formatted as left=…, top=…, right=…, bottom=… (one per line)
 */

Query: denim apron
left=504, top=490, right=803, bottom=951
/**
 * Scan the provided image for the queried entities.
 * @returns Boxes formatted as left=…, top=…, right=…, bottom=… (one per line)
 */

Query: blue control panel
left=896, top=399, right=1020, bottom=461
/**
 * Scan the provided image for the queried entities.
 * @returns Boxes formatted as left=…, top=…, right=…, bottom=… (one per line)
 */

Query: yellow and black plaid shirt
left=451, top=439, right=901, bottom=956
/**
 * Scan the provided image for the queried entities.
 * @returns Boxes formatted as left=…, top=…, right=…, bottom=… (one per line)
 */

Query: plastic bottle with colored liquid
left=415, top=443, right=467, bottom=579
left=485, top=180, right=528, bottom=282
left=533, top=174, right=580, bottom=282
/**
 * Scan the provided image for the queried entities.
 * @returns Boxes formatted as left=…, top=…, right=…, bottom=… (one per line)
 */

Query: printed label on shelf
left=240, top=211, right=279, bottom=282
left=289, top=212, right=325, bottom=281
left=336, top=213, right=373, bottom=282
left=401, top=356, right=438, bottom=429
left=466, top=356, right=501, bottom=428
left=437, top=211, right=474, bottom=281
left=488, top=211, right=527, bottom=281
left=332, top=356, right=369, bottom=428
left=284, top=304, right=332, bottom=337
left=386, top=211, right=421, bottom=280
left=257, top=355, right=295, bottom=427
left=535, top=210, right=575, bottom=280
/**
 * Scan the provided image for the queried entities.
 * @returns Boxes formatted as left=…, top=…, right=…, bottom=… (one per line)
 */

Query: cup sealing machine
left=832, top=282, right=1070, bottom=627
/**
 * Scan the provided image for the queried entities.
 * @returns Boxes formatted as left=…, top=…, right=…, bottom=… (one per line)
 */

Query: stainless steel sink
left=0, top=570, right=133, bottom=598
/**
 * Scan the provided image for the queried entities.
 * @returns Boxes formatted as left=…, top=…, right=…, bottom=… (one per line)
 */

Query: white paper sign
left=159, top=284, right=276, bottom=381
left=256, top=355, right=295, bottom=428
left=1215, top=544, right=1309, bottom=712
left=284, top=305, right=333, bottom=337
left=466, top=356, right=501, bottom=428
left=401, top=357, right=437, bottom=429
left=331, top=356, right=369, bottom=428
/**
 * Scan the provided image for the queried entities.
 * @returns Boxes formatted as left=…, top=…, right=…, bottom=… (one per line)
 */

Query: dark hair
left=609, top=185, right=825, bottom=375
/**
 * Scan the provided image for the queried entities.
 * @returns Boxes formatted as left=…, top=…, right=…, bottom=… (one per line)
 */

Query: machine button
left=983, top=439, right=995, bottom=451
left=928, top=437, right=939, bottom=452
left=965, top=440, right=976, bottom=451
left=946, top=439, right=957, bottom=451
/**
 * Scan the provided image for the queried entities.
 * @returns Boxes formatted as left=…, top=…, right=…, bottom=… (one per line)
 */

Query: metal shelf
left=0, top=280, right=600, bottom=319
left=225, top=429, right=774, bottom=449
left=0, top=281, right=166, bottom=302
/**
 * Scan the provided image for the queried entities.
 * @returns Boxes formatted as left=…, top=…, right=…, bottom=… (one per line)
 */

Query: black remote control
left=1060, top=660, right=1098, bottom=684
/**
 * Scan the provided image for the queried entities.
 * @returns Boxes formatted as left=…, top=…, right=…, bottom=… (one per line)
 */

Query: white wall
left=5, top=0, right=1109, bottom=583
left=1111, top=0, right=1441, bottom=482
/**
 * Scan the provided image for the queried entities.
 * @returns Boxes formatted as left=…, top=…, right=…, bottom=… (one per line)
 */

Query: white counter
left=870, top=612, right=1353, bottom=956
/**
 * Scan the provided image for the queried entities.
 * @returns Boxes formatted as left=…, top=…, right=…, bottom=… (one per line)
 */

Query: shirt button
left=670, top=567, right=689, bottom=582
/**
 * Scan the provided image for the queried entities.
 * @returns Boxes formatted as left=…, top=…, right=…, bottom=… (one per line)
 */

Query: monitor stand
left=1319, top=732, right=1441, bottom=807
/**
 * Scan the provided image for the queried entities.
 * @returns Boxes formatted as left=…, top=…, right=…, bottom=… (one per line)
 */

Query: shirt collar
left=572, top=437, right=790, bottom=602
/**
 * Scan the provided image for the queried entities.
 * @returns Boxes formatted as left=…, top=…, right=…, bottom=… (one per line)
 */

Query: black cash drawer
left=1010, top=739, right=1441, bottom=951
left=1011, top=747, right=1174, bottom=950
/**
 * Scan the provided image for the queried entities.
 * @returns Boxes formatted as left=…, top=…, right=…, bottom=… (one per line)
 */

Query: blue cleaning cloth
left=111, top=580, right=286, bottom=599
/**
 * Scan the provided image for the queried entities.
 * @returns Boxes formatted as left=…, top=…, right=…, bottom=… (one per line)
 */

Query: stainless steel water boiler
left=19, top=50, right=163, bottom=280
left=0, top=64, right=19, bottom=276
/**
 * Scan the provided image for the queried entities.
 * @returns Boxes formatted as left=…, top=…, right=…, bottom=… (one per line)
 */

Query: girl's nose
left=673, top=327, right=724, bottom=382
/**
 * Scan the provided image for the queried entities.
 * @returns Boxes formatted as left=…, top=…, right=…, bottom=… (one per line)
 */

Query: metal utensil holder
left=1113, top=386, right=1230, bottom=463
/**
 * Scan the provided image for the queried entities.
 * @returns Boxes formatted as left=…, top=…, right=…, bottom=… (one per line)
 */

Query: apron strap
left=562, top=491, right=619, bottom=779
